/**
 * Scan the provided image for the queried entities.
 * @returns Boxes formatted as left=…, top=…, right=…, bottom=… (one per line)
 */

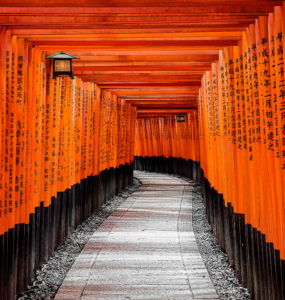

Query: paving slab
left=55, top=171, right=218, bottom=300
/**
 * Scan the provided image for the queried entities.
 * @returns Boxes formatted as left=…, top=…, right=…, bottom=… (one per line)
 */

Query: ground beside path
left=55, top=171, right=218, bottom=300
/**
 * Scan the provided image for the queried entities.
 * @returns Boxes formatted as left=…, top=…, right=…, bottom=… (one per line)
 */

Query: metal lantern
left=177, top=114, right=186, bottom=122
left=46, top=51, right=79, bottom=79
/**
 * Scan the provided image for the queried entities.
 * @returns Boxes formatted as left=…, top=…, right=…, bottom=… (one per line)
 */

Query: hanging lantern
left=177, top=114, right=186, bottom=122
left=46, top=51, right=79, bottom=79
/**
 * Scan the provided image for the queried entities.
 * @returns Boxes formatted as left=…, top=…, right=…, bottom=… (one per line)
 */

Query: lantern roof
left=46, top=51, right=79, bottom=60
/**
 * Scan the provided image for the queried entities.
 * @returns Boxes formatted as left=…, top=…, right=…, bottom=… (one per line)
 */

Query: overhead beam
left=137, top=108, right=197, bottom=114
left=0, top=0, right=281, bottom=7
left=0, top=6, right=280, bottom=14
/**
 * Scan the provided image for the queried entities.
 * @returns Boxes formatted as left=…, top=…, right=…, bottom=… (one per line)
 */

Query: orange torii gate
left=0, top=1, right=284, bottom=300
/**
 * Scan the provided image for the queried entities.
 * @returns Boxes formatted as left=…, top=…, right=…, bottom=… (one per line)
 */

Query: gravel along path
left=191, top=183, right=252, bottom=300
left=17, top=178, right=141, bottom=300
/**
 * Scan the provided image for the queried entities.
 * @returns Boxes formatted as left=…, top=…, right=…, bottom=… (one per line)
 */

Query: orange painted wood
left=0, top=0, right=284, bottom=263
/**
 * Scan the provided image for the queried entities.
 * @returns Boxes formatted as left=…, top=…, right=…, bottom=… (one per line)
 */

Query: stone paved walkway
left=55, top=171, right=218, bottom=300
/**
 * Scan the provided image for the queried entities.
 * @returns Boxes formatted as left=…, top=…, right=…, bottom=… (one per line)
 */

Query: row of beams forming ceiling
left=0, top=0, right=282, bottom=115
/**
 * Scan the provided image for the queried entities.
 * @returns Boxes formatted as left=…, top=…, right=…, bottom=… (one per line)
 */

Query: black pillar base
left=1, top=163, right=134, bottom=300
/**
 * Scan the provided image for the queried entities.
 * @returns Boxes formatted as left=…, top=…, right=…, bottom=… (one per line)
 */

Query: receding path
left=55, top=171, right=218, bottom=300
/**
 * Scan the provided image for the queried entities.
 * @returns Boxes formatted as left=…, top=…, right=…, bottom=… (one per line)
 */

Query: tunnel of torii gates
left=0, top=0, right=284, bottom=299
